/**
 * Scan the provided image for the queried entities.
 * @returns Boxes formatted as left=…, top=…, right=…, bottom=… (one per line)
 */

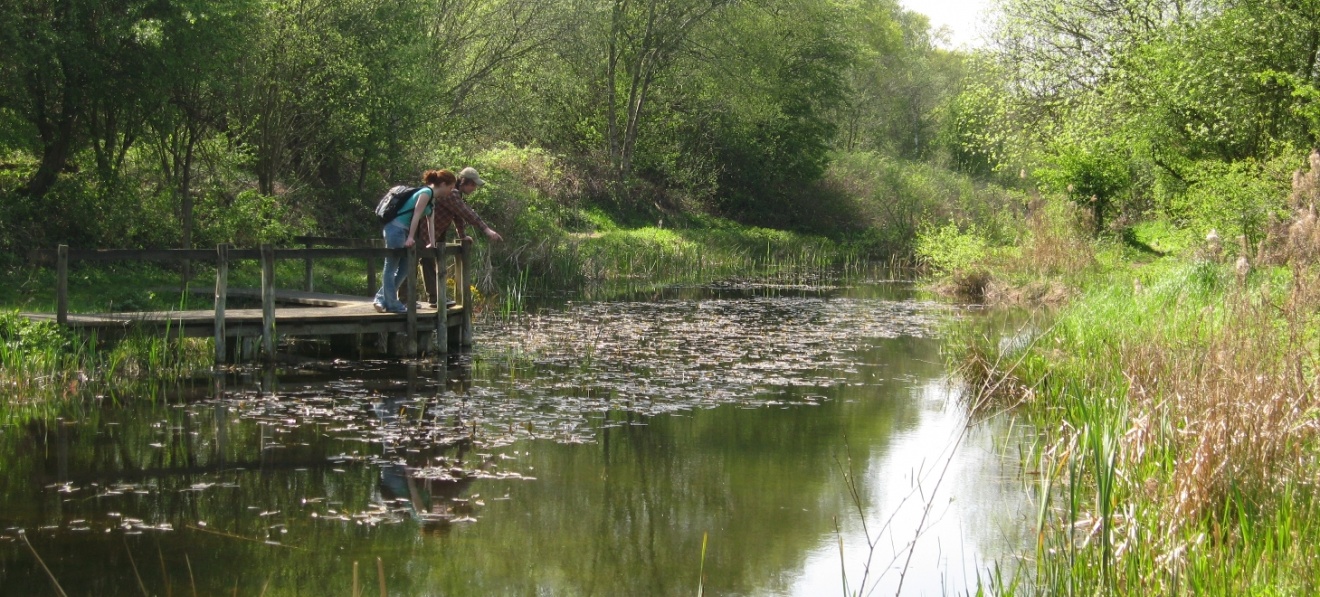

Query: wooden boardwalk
left=23, top=238, right=476, bottom=363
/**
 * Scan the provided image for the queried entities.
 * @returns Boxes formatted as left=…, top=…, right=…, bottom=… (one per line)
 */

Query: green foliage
left=1035, top=138, right=1133, bottom=234
left=823, top=151, right=1023, bottom=257
left=0, top=310, right=78, bottom=364
left=194, top=189, right=311, bottom=247
left=1166, top=156, right=1292, bottom=250
left=915, top=222, right=989, bottom=273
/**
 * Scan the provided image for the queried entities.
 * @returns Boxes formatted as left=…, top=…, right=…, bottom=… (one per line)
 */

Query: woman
left=373, top=169, right=457, bottom=313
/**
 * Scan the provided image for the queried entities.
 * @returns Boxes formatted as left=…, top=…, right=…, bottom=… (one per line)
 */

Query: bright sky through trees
left=900, top=0, right=990, bottom=48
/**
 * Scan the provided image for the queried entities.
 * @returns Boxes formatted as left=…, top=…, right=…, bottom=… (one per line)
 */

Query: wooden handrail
left=36, top=245, right=460, bottom=263
left=50, top=239, right=474, bottom=362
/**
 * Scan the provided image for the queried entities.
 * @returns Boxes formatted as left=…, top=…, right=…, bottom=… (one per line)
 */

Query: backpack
left=374, top=185, right=423, bottom=225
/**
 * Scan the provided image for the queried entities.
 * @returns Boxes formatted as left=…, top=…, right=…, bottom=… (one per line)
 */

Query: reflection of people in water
left=372, top=396, right=485, bottom=536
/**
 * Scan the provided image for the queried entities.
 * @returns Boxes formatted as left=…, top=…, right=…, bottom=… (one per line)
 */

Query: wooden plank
left=34, top=245, right=462, bottom=264
left=261, top=244, right=275, bottom=361
left=20, top=305, right=464, bottom=338
left=57, top=245, right=68, bottom=325
left=168, top=286, right=371, bottom=307
left=293, top=235, right=375, bottom=247
left=215, top=244, right=228, bottom=365
left=270, top=246, right=458, bottom=260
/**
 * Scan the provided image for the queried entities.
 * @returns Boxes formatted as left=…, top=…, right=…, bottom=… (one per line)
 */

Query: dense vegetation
left=7, top=0, right=1320, bottom=592
left=929, top=1, right=1320, bottom=594
left=0, top=0, right=970, bottom=265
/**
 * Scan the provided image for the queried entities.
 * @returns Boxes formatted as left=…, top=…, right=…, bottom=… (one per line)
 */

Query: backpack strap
left=395, top=187, right=431, bottom=220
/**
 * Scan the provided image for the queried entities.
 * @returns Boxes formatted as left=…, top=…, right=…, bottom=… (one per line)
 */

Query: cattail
left=1206, top=229, right=1222, bottom=260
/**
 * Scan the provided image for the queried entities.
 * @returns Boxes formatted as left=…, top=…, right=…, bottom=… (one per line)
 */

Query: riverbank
left=945, top=226, right=1320, bottom=592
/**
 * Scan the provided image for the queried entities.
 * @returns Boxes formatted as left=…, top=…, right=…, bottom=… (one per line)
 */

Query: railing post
left=367, top=238, right=379, bottom=295
left=434, top=245, right=448, bottom=354
left=56, top=245, right=68, bottom=325
left=303, top=237, right=315, bottom=292
left=214, top=244, right=229, bottom=365
left=405, top=244, right=418, bottom=357
left=260, top=243, right=276, bottom=362
left=460, top=238, right=473, bottom=347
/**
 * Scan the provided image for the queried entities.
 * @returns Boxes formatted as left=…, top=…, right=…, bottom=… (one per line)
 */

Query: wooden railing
left=40, top=238, right=473, bottom=360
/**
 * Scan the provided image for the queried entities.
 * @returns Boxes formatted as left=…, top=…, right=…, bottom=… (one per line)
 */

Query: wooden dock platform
left=24, top=238, right=477, bottom=363
left=20, top=299, right=463, bottom=338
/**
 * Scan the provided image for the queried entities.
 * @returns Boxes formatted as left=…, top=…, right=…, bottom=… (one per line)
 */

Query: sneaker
left=387, top=306, right=408, bottom=314
left=373, top=302, right=387, bottom=313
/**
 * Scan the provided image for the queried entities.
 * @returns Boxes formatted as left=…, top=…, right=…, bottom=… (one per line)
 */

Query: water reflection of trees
left=0, top=301, right=993, bottom=595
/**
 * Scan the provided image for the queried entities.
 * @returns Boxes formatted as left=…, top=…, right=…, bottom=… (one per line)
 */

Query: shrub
left=915, top=221, right=989, bottom=274
left=193, top=189, right=311, bottom=247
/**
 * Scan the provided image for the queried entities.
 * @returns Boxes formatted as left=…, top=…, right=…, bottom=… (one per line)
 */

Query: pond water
left=0, top=280, right=1032, bottom=596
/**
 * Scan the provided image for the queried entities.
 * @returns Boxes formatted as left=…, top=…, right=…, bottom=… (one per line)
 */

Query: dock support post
left=260, top=243, right=276, bottom=362
left=405, top=244, right=418, bottom=357
left=434, top=246, right=448, bottom=354
left=214, top=244, right=229, bottom=365
left=303, top=237, right=315, bottom=292
left=460, top=239, right=473, bottom=347
left=56, top=244, right=68, bottom=325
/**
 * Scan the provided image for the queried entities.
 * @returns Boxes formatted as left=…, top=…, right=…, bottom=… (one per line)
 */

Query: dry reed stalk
left=186, top=554, right=197, bottom=597
left=1117, top=272, right=1320, bottom=572
left=1021, top=201, right=1094, bottom=277
left=158, top=542, right=172, bottom=597
left=124, top=538, right=150, bottom=597
left=20, top=531, right=69, bottom=597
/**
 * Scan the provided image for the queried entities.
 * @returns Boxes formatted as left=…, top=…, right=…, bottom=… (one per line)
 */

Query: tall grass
left=0, top=309, right=211, bottom=424
left=957, top=260, right=1320, bottom=594
left=473, top=223, right=879, bottom=316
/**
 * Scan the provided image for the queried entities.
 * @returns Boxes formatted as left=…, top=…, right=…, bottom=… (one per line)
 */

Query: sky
left=899, top=0, right=993, bottom=49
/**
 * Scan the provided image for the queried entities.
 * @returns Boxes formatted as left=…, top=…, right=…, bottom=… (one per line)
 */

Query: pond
left=0, top=279, right=1033, bottom=596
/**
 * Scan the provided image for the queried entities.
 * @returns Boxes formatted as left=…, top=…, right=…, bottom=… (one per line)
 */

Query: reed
left=474, top=223, right=876, bottom=315
left=962, top=260, right=1320, bottom=594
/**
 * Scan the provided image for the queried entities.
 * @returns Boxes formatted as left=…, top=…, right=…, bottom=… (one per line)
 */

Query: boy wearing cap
left=419, top=166, right=503, bottom=307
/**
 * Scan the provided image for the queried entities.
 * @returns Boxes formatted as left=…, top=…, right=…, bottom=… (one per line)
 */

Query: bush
left=194, top=189, right=312, bottom=248
left=1167, top=155, right=1292, bottom=252
left=824, top=151, right=1023, bottom=258
left=0, top=309, right=78, bottom=367
left=915, top=221, right=989, bottom=274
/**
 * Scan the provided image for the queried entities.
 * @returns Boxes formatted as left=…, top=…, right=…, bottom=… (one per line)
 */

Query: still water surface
left=0, top=281, right=1031, bottom=595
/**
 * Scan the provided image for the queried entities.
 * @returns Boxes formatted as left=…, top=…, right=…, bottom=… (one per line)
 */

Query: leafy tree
left=1035, top=135, right=1132, bottom=235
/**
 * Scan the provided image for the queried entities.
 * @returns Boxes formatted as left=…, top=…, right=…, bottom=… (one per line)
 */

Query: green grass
left=955, top=257, right=1320, bottom=594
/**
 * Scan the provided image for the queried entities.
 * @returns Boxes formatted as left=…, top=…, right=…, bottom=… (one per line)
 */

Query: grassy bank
left=945, top=218, right=1320, bottom=592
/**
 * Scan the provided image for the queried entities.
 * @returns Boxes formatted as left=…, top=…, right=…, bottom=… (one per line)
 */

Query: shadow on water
left=0, top=277, right=1034, bottom=595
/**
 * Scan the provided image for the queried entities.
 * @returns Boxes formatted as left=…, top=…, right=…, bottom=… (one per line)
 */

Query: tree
left=600, top=0, right=736, bottom=188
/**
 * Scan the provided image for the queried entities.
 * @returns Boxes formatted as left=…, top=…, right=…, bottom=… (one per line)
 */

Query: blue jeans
left=374, top=221, right=410, bottom=311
